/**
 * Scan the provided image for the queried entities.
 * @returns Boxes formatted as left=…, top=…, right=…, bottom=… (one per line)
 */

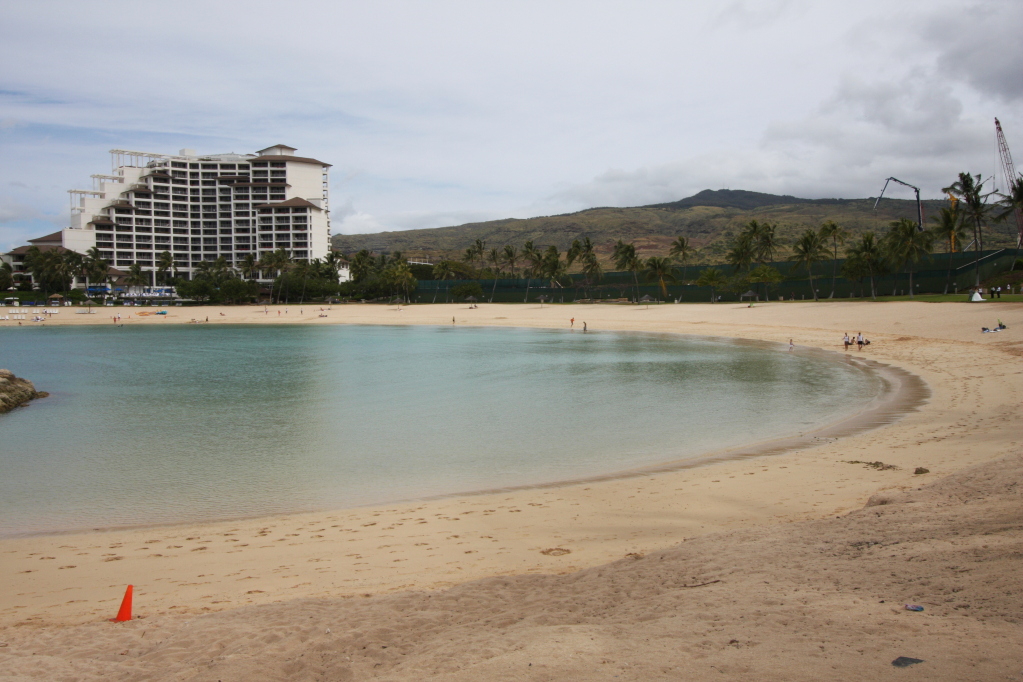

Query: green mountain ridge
left=331, top=189, right=1017, bottom=265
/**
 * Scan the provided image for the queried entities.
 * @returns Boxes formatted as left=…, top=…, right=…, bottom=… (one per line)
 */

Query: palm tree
left=156, top=251, right=174, bottom=285
left=501, top=244, right=519, bottom=280
left=668, top=235, right=694, bottom=283
left=541, top=245, right=566, bottom=291
left=643, top=256, right=676, bottom=298
left=845, top=233, right=884, bottom=300
left=612, top=240, right=642, bottom=302
left=486, top=247, right=503, bottom=301
left=472, top=238, right=487, bottom=272
left=0, top=261, right=13, bottom=291
left=580, top=249, right=602, bottom=297
left=994, top=174, right=1023, bottom=268
left=748, top=220, right=780, bottom=265
left=748, top=265, right=783, bottom=301
left=385, top=261, right=417, bottom=302
left=322, top=250, right=345, bottom=282
left=695, top=268, right=726, bottom=302
left=348, top=250, right=374, bottom=283
left=239, top=253, right=259, bottom=282
left=125, top=263, right=147, bottom=290
left=930, top=205, right=966, bottom=294
left=943, top=172, right=991, bottom=287
left=521, top=240, right=542, bottom=302
left=725, top=231, right=755, bottom=273
left=884, top=218, right=933, bottom=298
left=818, top=221, right=847, bottom=298
left=791, top=229, right=829, bottom=301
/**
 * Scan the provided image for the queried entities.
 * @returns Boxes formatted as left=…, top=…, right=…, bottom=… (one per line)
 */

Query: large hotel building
left=4, top=144, right=333, bottom=285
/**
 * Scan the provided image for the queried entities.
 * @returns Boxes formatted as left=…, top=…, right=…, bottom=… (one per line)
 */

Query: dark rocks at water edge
left=0, top=369, right=48, bottom=413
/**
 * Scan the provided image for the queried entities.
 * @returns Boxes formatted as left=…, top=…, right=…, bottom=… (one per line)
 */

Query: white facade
left=65, top=145, right=333, bottom=281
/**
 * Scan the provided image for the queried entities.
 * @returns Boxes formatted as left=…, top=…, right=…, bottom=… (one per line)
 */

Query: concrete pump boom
left=874, top=177, right=924, bottom=231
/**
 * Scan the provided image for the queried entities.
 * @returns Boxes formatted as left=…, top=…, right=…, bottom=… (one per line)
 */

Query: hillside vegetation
left=331, top=189, right=1019, bottom=265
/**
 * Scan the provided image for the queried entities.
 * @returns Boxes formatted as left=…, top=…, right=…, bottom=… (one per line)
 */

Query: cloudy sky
left=1, top=0, right=1021, bottom=250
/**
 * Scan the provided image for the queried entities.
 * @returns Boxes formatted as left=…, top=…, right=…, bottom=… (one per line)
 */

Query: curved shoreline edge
left=384, top=338, right=930, bottom=505
left=1, top=301, right=1019, bottom=633
left=0, top=329, right=926, bottom=539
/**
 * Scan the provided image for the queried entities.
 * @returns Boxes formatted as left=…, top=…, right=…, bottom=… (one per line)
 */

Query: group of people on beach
left=843, top=332, right=868, bottom=351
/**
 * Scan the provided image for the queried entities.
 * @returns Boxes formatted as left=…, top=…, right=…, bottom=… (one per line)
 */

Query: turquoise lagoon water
left=0, top=324, right=884, bottom=536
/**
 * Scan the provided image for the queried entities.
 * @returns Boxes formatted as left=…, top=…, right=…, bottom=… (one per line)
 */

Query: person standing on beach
left=856, top=332, right=864, bottom=351
left=843, top=333, right=850, bottom=351
left=583, top=321, right=587, bottom=332
left=570, top=317, right=574, bottom=328
left=788, top=339, right=794, bottom=351
left=452, top=316, right=455, bottom=325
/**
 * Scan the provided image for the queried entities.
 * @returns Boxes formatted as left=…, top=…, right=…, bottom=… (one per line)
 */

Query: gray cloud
left=921, top=2, right=1023, bottom=102
left=0, top=0, right=1019, bottom=242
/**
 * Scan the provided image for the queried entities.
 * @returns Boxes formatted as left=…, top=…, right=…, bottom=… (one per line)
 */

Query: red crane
left=995, top=118, right=1022, bottom=248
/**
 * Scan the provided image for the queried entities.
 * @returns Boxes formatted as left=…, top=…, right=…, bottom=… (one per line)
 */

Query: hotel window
left=201, top=164, right=218, bottom=170
left=135, top=201, right=152, bottom=209
left=220, top=237, right=233, bottom=245
left=270, top=170, right=286, bottom=177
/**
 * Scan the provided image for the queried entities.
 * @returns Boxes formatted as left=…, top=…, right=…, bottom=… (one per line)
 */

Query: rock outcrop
left=0, top=369, right=47, bottom=414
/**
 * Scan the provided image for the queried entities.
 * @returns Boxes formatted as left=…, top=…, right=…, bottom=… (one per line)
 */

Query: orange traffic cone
left=110, top=585, right=133, bottom=622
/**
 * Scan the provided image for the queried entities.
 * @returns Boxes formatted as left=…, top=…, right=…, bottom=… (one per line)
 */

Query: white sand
left=1, top=300, right=1020, bottom=680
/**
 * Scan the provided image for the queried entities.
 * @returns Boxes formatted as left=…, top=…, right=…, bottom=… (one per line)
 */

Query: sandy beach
left=1, top=300, right=1021, bottom=680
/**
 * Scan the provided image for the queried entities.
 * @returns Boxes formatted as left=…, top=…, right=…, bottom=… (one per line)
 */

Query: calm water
left=0, top=324, right=884, bottom=536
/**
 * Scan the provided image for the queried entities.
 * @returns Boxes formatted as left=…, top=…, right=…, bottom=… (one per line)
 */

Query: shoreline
left=1, top=300, right=1020, bottom=631
left=0, top=331, right=924, bottom=541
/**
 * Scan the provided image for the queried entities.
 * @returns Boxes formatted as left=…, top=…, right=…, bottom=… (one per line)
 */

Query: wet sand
left=1, top=301, right=1021, bottom=680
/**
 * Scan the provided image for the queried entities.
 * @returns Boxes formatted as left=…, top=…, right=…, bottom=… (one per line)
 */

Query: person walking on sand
left=788, top=339, right=794, bottom=351
left=583, top=321, right=587, bottom=332
left=856, top=332, right=864, bottom=351
left=452, top=316, right=455, bottom=325
left=570, top=317, right=575, bottom=328
left=843, top=333, right=850, bottom=351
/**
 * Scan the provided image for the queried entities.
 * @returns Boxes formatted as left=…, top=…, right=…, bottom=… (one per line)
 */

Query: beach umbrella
left=465, top=295, right=477, bottom=303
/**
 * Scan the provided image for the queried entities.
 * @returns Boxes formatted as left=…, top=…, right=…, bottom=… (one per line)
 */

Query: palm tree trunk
left=524, top=278, right=530, bottom=303
left=829, top=243, right=837, bottom=298
left=945, top=241, right=953, bottom=294
left=908, top=267, right=914, bottom=299
left=490, top=275, right=498, bottom=303
left=973, top=219, right=982, bottom=287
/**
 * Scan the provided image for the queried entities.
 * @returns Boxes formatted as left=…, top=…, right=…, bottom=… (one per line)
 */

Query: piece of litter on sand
left=905, top=604, right=924, bottom=612
left=892, top=656, right=924, bottom=667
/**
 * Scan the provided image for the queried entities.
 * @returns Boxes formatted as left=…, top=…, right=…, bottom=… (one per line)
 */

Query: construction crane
left=995, top=118, right=1023, bottom=250
left=874, top=177, right=924, bottom=231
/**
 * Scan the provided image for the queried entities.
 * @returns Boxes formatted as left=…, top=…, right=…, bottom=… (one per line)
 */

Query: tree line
left=11, top=247, right=349, bottom=305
